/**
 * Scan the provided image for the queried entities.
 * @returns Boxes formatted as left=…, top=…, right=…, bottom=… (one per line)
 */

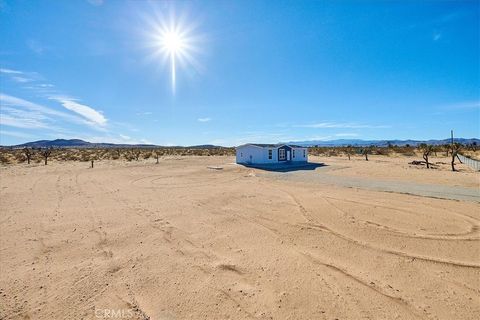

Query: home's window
left=293, top=150, right=295, bottom=158
left=303, top=150, right=306, bottom=157
left=268, top=149, right=272, bottom=159
left=279, top=149, right=285, bottom=160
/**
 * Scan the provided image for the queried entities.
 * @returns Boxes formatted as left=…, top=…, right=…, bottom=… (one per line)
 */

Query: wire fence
left=457, top=154, right=480, bottom=171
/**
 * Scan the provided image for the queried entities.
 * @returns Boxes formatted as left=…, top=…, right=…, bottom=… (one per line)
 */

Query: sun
left=145, top=12, right=202, bottom=96
left=161, top=31, right=186, bottom=54
left=156, top=28, right=189, bottom=95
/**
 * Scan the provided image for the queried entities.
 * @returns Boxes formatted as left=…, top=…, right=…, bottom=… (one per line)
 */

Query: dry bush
left=392, top=145, right=416, bottom=156
left=124, top=151, right=136, bottom=161
left=374, top=147, right=391, bottom=156
left=143, top=152, right=152, bottom=160
left=13, top=150, right=26, bottom=163
left=0, top=150, right=13, bottom=165
left=461, top=149, right=479, bottom=161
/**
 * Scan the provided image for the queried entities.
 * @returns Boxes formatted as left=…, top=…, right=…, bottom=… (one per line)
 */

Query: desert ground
left=0, top=155, right=479, bottom=319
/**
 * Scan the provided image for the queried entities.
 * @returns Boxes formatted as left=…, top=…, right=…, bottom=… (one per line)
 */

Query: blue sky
left=0, top=0, right=479, bottom=146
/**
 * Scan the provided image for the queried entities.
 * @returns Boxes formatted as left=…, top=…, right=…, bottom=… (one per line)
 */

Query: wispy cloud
left=1, top=94, right=79, bottom=125
left=87, top=0, right=104, bottom=6
left=48, top=95, right=107, bottom=127
left=0, top=111, right=49, bottom=129
left=443, top=101, right=480, bottom=110
left=405, top=10, right=468, bottom=31
left=0, top=67, right=41, bottom=83
left=0, top=68, right=151, bottom=145
left=2, top=67, right=108, bottom=129
left=0, top=93, right=111, bottom=140
left=87, top=134, right=151, bottom=145
left=0, top=68, right=22, bottom=74
left=26, top=39, right=48, bottom=55
left=38, top=83, right=54, bottom=88
left=289, top=136, right=333, bottom=142
left=197, top=117, right=211, bottom=122
left=433, top=31, right=442, bottom=41
left=296, top=121, right=390, bottom=129
left=335, top=133, right=359, bottom=137
left=0, top=129, right=35, bottom=139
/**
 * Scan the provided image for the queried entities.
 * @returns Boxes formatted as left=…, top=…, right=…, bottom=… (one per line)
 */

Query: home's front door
left=287, top=150, right=291, bottom=161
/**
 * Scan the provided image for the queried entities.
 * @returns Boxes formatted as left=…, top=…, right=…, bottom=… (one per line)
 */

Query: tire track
left=282, top=188, right=480, bottom=269
left=201, top=195, right=424, bottom=319
left=322, top=195, right=480, bottom=241
left=298, top=251, right=424, bottom=319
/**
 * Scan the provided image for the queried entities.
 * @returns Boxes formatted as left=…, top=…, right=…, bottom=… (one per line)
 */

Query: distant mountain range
left=286, top=138, right=480, bottom=147
left=1, top=139, right=225, bottom=149
left=1, top=138, right=479, bottom=149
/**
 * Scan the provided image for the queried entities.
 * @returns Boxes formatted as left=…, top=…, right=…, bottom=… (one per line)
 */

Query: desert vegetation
left=0, top=146, right=236, bottom=166
left=0, top=144, right=478, bottom=172
left=419, top=143, right=434, bottom=169
left=306, top=143, right=479, bottom=171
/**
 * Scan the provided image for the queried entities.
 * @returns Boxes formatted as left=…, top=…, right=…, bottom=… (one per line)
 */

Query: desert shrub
left=124, top=151, right=135, bottom=161
left=143, top=152, right=152, bottom=159
left=0, top=152, right=12, bottom=165
left=13, top=151, right=26, bottom=163
left=67, top=153, right=80, bottom=161
left=326, top=149, right=338, bottom=157
left=392, top=145, right=415, bottom=156
left=79, top=151, right=90, bottom=162
left=374, top=147, right=391, bottom=156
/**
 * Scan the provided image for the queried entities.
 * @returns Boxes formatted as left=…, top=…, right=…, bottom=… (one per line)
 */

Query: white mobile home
left=236, top=144, right=308, bottom=165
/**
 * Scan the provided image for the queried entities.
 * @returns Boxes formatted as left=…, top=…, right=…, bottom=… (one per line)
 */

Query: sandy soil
left=0, top=156, right=479, bottom=320
left=311, top=155, right=479, bottom=188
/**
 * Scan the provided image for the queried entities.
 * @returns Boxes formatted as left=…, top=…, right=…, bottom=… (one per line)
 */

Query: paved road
left=263, top=166, right=480, bottom=202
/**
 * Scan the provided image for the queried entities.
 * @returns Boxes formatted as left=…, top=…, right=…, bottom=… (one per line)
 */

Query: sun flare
left=161, top=31, right=186, bottom=54
left=146, top=14, right=201, bottom=95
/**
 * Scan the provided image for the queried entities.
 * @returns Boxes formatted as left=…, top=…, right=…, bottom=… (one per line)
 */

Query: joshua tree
left=40, top=147, right=53, bottom=165
left=154, top=150, right=161, bottom=164
left=23, top=147, right=33, bottom=164
left=345, top=145, right=354, bottom=160
left=442, top=144, right=450, bottom=157
left=468, top=142, right=477, bottom=152
left=362, top=147, right=370, bottom=161
left=419, top=143, right=433, bottom=169
left=431, top=145, right=440, bottom=157
left=450, top=143, right=462, bottom=172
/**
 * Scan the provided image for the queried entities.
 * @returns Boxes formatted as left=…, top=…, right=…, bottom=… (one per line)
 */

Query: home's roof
left=238, top=143, right=306, bottom=148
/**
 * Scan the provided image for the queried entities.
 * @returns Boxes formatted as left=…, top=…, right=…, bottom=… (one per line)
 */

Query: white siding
left=236, top=145, right=278, bottom=164
left=236, top=145, right=308, bottom=164
left=291, top=147, right=308, bottom=162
